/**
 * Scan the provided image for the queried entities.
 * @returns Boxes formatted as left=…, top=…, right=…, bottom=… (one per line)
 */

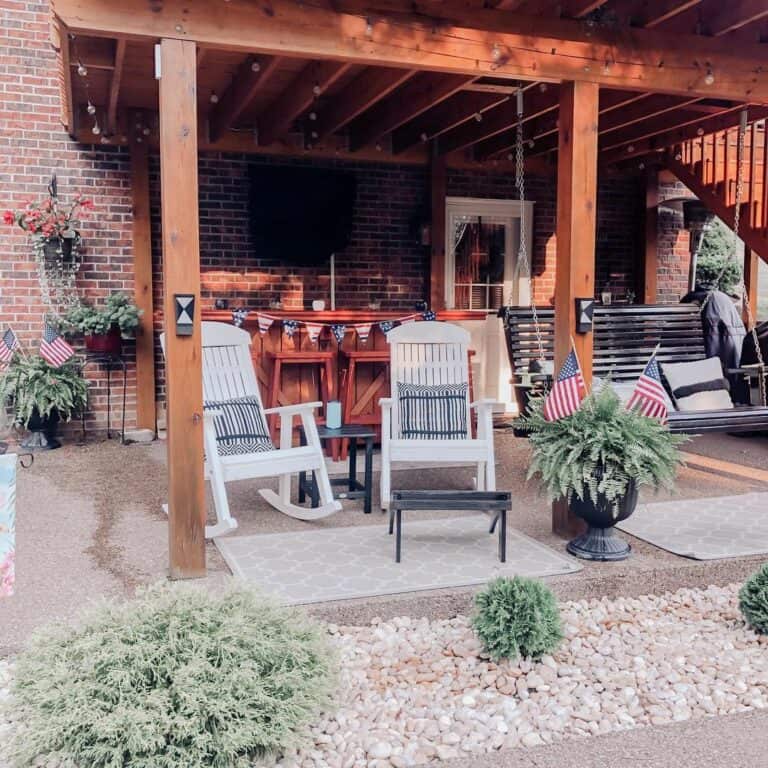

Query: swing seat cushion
left=661, top=358, right=733, bottom=411
left=397, top=382, right=468, bottom=440
left=203, top=397, right=275, bottom=456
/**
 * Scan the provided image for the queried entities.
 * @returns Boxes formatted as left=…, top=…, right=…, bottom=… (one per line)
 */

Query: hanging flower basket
left=41, top=234, right=80, bottom=266
left=84, top=326, right=122, bottom=355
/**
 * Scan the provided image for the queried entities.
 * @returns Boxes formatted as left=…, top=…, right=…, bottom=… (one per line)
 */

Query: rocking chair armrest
left=203, top=409, right=224, bottom=419
left=726, top=366, right=767, bottom=379
left=379, top=397, right=394, bottom=410
left=263, top=401, right=322, bottom=417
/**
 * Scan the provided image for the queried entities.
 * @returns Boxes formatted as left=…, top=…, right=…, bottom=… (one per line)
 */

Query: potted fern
left=0, top=355, right=88, bottom=450
left=62, top=292, right=142, bottom=354
left=521, top=384, right=686, bottom=561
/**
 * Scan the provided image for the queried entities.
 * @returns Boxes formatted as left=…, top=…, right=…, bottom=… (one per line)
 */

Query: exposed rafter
left=313, top=67, right=416, bottom=141
left=209, top=55, right=282, bottom=142
left=631, top=0, right=702, bottom=28
left=258, top=60, right=352, bottom=147
left=709, top=0, right=768, bottom=36
left=106, top=38, right=126, bottom=135
left=349, top=72, right=474, bottom=151
left=392, top=91, right=510, bottom=154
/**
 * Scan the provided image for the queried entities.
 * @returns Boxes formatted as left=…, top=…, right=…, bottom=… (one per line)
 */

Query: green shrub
left=9, top=584, right=337, bottom=767
left=696, top=219, right=742, bottom=294
left=739, top=563, right=768, bottom=634
left=472, top=576, right=562, bottom=661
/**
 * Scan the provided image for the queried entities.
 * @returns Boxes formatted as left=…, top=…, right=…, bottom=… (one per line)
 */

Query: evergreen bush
left=8, top=584, right=337, bottom=767
left=739, top=563, right=768, bottom=634
left=472, top=576, right=562, bottom=661
left=696, top=219, right=742, bottom=294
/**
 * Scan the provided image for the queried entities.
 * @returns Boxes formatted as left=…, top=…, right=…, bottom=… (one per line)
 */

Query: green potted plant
left=0, top=355, right=88, bottom=450
left=520, top=383, right=686, bottom=561
left=62, top=292, right=142, bottom=354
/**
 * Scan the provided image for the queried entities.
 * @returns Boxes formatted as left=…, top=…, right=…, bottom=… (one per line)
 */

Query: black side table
left=298, top=425, right=375, bottom=514
left=80, top=352, right=127, bottom=443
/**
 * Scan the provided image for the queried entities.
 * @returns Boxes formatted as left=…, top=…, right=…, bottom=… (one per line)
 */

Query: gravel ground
left=1, top=583, right=765, bottom=768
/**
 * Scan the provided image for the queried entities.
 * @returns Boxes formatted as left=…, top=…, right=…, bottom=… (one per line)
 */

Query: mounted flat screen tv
left=249, top=166, right=356, bottom=266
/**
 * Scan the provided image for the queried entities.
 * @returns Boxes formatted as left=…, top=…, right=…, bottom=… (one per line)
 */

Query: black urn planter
left=41, top=235, right=77, bottom=264
left=566, top=479, right=638, bottom=561
left=20, top=408, right=61, bottom=451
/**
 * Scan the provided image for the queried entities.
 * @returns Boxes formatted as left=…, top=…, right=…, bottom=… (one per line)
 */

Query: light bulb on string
left=539, top=83, right=548, bottom=93
left=210, top=92, right=219, bottom=104
left=136, top=136, right=143, bottom=143
left=528, top=139, right=535, bottom=149
left=311, top=130, right=319, bottom=139
left=142, top=127, right=150, bottom=136
left=474, top=112, right=482, bottom=122
left=696, top=127, right=705, bottom=136
left=704, top=67, right=715, bottom=85
left=420, top=132, right=428, bottom=142
left=77, top=61, right=88, bottom=77
left=309, top=111, right=317, bottom=121
left=251, top=60, right=261, bottom=73
left=365, top=17, right=374, bottom=37
left=92, top=122, right=101, bottom=135
left=312, top=83, right=322, bottom=96
left=375, top=143, right=382, bottom=152
left=626, top=144, right=635, bottom=153
left=86, top=100, right=96, bottom=115
left=507, top=152, right=514, bottom=161
left=100, top=136, right=109, bottom=144
left=491, top=44, right=502, bottom=62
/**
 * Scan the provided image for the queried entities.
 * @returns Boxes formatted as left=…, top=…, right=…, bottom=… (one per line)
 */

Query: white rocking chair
left=160, top=322, right=341, bottom=538
left=379, top=321, right=498, bottom=510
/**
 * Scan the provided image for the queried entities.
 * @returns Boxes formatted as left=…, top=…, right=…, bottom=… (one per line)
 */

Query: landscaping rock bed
left=1, top=584, right=767, bottom=768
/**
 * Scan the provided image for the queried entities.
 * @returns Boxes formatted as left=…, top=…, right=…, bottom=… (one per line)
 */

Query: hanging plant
left=4, top=178, right=93, bottom=313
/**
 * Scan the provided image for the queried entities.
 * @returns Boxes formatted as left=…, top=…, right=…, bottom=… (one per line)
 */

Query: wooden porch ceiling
left=53, top=0, right=768, bottom=169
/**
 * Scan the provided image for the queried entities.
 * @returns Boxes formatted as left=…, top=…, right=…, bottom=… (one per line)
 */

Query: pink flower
left=3, top=211, right=14, bottom=225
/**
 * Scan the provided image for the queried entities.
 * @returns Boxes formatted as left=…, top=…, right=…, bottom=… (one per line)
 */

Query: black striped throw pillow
left=203, top=396, right=275, bottom=456
left=397, top=382, right=468, bottom=440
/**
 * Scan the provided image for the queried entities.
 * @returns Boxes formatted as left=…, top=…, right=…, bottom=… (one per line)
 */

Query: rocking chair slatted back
left=200, top=323, right=262, bottom=405
left=387, top=322, right=472, bottom=439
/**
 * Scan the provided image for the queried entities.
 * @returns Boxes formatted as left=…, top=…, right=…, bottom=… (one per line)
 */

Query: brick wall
left=657, top=178, right=695, bottom=303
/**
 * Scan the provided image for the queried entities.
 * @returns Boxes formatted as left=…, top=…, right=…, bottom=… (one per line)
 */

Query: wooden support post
left=159, top=37, right=206, bottom=579
left=743, top=245, right=759, bottom=328
left=430, top=143, right=447, bottom=311
left=131, top=142, right=156, bottom=433
left=553, top=80, right=599, bottom=538
left=642, top=168, right=659, bottom=303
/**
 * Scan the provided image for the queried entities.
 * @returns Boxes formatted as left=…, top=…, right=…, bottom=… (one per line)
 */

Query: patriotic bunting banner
left=257, top=313, right=274, bottom=335
left=330, top=324, right=347, bottom=344
left=305, top=323, right=323, bottom=344
left=283, top=319, right=299, bottom=338
left=355, top=323, right=373, bottom=344
left=422, top=310, right=436, bottom=321
left=379, top=321, right=394, bottom=333
left=231, top=308, right=249, bottom=328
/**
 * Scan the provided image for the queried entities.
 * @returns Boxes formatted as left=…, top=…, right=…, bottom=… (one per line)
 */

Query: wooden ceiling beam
left=313, top=66, right=416, bottom=141
left=106, top=38, right=126, bottom=135
left=53, top=0, right=768, bottom=102
left=709, top=1, right=768, bottom=37
left=392, top=91, right=510, bottom=154
left=349, top=72, right=475, bottom=151
left=559, top=0, right=609, bottom=17
left=437, top=84, right=558, bottom=155
left=258, top=60, right=352, bottom=146
left=51, top=17, right=75, bottom=134
left=600, top=108, right=718, bottom=151
left=599, top=94, right=703, bottom=136
left=69, top=37, right=115, bottom=69
left=209, top=55, right=282, bottom=142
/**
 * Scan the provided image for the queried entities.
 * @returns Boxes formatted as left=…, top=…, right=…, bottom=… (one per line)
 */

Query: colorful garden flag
left=40, top=323, right=74, bottom=367
left=257, top=313, right=273, bottom=335
left=305, top=323, right=323, bottom=344
left=0, top=454, right=16, bottom=597
left=543, top=347, right=585, bottom=422
left=355, top=323, right=372, bottom=344
left=0, top=328, right=19, bottom=363
left=626, top=354, right=668, bottom=423
left=331, top=324, right=346, bottom=344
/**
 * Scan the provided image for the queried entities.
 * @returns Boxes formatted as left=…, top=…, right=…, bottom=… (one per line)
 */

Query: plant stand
left=566, top=526, right=631, bottom=561
left=80, top=352, right=127, bottom=443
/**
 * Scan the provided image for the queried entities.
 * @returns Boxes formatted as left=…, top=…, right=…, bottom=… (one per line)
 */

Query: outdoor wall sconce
left=575, top=298, right=595, bottom=333
left=174, top=294, right=195, bottom=336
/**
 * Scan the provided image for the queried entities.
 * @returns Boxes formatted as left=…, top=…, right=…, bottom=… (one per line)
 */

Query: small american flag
left=0, top=328, right=20, bottom=364
left=543, top=347, right=586, bottom=422
left=626, top=355, right=668, bottom=423
left=40, top=323, right=75, bottom=367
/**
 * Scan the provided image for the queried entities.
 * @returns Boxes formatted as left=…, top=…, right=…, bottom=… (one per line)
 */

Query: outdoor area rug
left=617, top=492, right=768, bottom=560
left=215, top=516, right=581, bottom=604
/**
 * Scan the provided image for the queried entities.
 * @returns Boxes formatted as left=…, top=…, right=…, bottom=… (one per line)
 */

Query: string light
left=310, top=130, right=319, bottom=139
left=696, top=127, right=705, bottom=136
left=210, top=92, right=219, bottom=104
left=539, top=83, right=548, bottom=92
left=77, top=61, right=88, bottom=77
left=474, top=112, right=482, bottom=122
left=86, top=100, right=96, bottom=115
left=507, top=152, right=514, bottom=161
left=251, top=60, right=261, bottom=73
left=420, top=132, right=428, bottom=142
left=528, top=139, right=535, bottom=149
left=375, top=143, right=383, bottom=151
left=491, top=44, right=502, bottom=62
left=100, top=136, right=109, bottom=144
left=365, top=17, right=374, bottom=37
left=309, top=111, right=317, bottom=121
left=92, top=122, right=101, bottom=135
left=626, top=144, right=635, bottom=153
left=142, top=127, right=151, bottom=136
left=704, top=67, right=715, bottom=85
left=312, top=83, right=322, bottom=96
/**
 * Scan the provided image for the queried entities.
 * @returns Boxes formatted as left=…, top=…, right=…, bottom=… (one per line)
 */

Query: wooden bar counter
left=201, top=309, right=481, bottom=445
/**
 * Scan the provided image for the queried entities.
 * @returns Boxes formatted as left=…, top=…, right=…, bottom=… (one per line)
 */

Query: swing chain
left=509, top=86, right=546, bottom=362
left=699, top=109, right=766, bottom=405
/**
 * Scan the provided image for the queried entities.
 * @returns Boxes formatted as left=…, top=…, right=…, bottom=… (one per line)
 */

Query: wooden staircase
left=663, top=118, right=768, bottom=263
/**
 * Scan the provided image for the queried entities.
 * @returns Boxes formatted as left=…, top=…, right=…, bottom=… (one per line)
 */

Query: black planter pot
left=41, top=235, right=78, bottom=264
left=21, top=408, right=61, bottom=451
left=566, top=479, right=638, bottom=561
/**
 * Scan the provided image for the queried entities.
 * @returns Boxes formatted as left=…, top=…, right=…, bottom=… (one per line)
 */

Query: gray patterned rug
left=617, top=492, right=768, bottom=560
left=215, top=516, right=581, bottom=604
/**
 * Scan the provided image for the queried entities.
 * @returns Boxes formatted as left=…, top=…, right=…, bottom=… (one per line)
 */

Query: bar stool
left=264, top=349, right=336, bottom=445
left=339, top=349, right=391, bottom=459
